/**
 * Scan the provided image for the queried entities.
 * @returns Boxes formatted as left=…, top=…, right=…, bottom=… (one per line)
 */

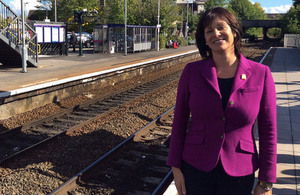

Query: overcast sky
left=3, top=0, right=294, bottom=15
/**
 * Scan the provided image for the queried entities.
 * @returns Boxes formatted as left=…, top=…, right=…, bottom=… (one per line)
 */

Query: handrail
left=0, top=0, right=38, bottom=65
left=25, top=22, right=35, bottom=32
left=1, top=17, right=18, bottom=34
left=0, top=0, right=19, bottom=18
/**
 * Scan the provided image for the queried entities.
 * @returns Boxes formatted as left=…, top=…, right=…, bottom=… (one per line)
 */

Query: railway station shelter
left=94, top=24, right=157, bottom=54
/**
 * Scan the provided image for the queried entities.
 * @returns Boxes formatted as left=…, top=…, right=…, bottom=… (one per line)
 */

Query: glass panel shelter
left=94, top=24, right=157, bottom=54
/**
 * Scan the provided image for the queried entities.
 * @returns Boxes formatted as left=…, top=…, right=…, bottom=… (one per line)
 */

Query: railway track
left=0, top=70, right=181, bottom=164
left=50, top=107, right=174, bottom=195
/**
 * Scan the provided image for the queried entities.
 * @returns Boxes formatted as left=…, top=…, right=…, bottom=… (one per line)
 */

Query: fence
left=284, top=34, right=300, bottom=48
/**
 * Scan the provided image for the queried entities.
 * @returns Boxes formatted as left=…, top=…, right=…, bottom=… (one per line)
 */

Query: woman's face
left=204, top=17, right=236, bottom=55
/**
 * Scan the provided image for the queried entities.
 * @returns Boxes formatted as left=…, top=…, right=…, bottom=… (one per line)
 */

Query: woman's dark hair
left=195, top=7, right=243, bottom=59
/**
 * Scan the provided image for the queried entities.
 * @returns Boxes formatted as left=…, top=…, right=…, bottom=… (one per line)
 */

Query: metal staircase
left=0, top=0, right=38, bottom=67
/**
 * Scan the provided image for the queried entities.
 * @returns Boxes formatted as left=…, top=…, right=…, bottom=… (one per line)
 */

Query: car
left=77, top=32, right=94, bottom=48
left=67, top=32, right=93, bottom=48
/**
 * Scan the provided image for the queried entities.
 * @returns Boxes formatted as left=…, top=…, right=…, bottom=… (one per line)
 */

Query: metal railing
left=0, top=0, right=38, bottom=65
left=284, top=34, right=300, bottom=48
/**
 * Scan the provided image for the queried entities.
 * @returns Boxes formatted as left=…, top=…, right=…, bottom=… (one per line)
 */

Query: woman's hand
left=253, top=184, right=272, bottom=195
left=172, top=167, right=186, bottom=195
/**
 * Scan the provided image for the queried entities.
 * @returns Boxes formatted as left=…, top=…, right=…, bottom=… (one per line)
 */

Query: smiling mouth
left=213, top=39, right=226, bottom=43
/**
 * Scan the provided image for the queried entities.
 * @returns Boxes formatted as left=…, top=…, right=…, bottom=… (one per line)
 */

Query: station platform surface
left=164, top=47, right=300, bottom=195
left=0, top=46, right=198, bottom=93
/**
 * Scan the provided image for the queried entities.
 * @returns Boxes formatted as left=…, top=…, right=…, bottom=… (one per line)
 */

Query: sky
left=250, top=0, right=293, bottom=13
left=2, top=0, right=294, bottom=14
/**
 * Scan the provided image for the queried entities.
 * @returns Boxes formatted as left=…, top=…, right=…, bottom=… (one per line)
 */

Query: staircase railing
left=0, top=0, right=38, bottom=65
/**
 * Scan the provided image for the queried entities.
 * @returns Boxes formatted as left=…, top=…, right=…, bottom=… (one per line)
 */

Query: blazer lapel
left=199, top=58, right=221, bottom=98
left=198, top=55, right=252, bottom=99
left=230, top=55, right=252, bottom=95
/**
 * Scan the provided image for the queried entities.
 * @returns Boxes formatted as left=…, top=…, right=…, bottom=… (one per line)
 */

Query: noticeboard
left=52, top=27, right=59, bottom=42
left=33, top=22, right=67, bottom=43
left=36, top=26, right=43, bottom=43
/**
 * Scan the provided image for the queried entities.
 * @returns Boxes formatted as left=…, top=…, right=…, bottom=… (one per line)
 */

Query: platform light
left=54, top=0, right=57, bottom=22
left=157, top=0, right=160, bottom=51
left=125, top=0, right=127, bottom=56
left=21, top=0, right=27, bottom=73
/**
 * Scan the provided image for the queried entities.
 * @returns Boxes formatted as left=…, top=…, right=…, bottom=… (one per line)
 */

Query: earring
left=205, top=43, right=208, bottom=45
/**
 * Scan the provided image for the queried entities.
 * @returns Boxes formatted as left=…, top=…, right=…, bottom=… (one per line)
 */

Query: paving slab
left=273, top=48, right=300, bottom=194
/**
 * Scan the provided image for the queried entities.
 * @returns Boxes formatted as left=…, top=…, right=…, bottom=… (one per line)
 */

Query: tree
left=36, top=0, right=100, bottom=32
left=228, top=0, right=267, bottom=38
left=228, top=0, right=267, bottom=20
left=181, top=6, right=199, bottom=38
left=57, top=0, right=99, bottom=22
left=280, top=5, right=300, bottom=34
left=34, top=0, right=54, bottom=20
left=204, top=0, right=229, bottom=10
left=293, top=0, right=300, bottom=7
left=102, top=0, right=125, bottom=24
left=158, top=0, right=180, bottom=35
left=103, top=0, right=179, bottom=34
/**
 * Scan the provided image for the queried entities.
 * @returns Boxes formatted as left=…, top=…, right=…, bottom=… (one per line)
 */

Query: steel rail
left=0, top=70, right=180, bottom=164
left=50, top=106, right=174, bottom=195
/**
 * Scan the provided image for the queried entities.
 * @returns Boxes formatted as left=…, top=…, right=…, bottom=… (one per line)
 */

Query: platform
left=0, top=46, right=198, bottom=93
left=163, top=47, right=300, bottom=195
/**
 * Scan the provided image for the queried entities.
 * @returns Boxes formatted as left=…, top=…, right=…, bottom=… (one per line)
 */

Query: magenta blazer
left=167, top=55, right=277, bottom=183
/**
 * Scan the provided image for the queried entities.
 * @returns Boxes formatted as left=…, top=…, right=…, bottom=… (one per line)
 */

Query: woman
left=167, top=7, right=277, bottom=195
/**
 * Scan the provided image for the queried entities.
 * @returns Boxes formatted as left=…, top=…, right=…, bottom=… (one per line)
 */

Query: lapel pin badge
left=241, top=74, right=246, bottom=80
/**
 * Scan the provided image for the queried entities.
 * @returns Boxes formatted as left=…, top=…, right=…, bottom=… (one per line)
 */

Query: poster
left=44, top=27, right=51, bottom=43
left=35, top=26, right=43, bottom=43
left=59, top=27, right=65, bottom=42
left=52, top=27, right=59, bottom=42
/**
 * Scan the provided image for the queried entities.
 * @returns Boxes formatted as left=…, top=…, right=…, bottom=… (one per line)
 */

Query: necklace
left=215, top=61, right=238, bottom=78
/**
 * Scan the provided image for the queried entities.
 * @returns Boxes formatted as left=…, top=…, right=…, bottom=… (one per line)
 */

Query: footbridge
left=241, top=20, right=281, bottom=40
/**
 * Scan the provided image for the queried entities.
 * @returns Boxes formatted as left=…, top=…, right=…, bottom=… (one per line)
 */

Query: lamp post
left=157, top=0, right=160, bottom=51
left=24, top=2, right=28, bottom=16
left=21, top=0, right=27, bottom=73
left=124, top=0, right=127, bottom=56
left=54, top=0, right=57, bottom=22
left=186, top=0, right=189, bottom=40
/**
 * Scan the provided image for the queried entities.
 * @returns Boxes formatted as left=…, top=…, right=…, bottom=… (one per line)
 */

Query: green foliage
left=178, top=37, right=188, bottom=46
left=267, top=28, right=282, bottom=38
left=228, top=0, right=267, bottom=38
left=159, top=34, right=167, bottom=49
left=280, top=6, right=300, bottom=34
left=205, top=0, right=229, bottom=10
left=35, top=0, right=100, bottom=32
left=103, top=0, right=125, bottom=24
left=181, top=6, right=199, bottom=35
left=246, top=27, right=263, bottom=38
left=103, top=0, right=179, bottom=34
left=293, top=0, right=300, bottom=7
left=168, top=35, right=187, bottom=46
left=228, top=0, right=267, bottom=20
